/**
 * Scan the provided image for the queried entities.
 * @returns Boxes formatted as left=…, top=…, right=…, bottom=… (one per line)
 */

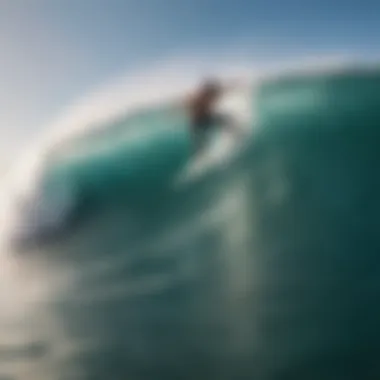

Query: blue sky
left=0, top=0, right=378, bottom=160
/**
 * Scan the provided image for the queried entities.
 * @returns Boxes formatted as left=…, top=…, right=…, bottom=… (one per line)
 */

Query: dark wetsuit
left=188, top=93, right=228, bottom=152
left=186, top=80, right=243, bottom=153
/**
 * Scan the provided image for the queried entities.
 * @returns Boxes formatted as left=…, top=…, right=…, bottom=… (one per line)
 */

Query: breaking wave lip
left=1, top=56, right=358, bottom=247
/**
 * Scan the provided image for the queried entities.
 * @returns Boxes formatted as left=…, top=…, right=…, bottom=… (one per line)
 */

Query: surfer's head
left=201, top=79, right=222, bottom=97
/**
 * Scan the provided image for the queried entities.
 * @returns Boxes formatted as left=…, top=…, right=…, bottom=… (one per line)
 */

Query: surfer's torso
left=188, top=92, right=219, bottom=127
left=185, top=79, right=244, bottom=153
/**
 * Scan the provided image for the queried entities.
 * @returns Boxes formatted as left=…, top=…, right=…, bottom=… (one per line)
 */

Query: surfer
left=185, top=78, right=244, bottom=153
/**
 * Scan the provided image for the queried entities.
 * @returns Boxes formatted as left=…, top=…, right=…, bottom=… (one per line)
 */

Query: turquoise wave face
left=34, top=96, right=255, bottom=228
left=46, top=107, right=190, bottom=185
left=7, top=69, right=380, bottom=379
left=19, top=69, right=380, bottom=241
left=37, top=107, right=191, bottom=221
left=15, top=69, right=380, bottom=243
left=258, top=68, right=380, bottom=131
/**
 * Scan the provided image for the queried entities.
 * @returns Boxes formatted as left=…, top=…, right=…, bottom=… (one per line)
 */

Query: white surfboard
left=184, top=126, right=241, bottom=179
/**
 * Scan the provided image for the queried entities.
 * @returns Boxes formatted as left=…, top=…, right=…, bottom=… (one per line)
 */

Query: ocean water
left=1, top=67, right=380, bottom=379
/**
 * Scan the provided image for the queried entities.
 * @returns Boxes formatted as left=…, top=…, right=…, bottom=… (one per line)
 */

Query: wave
left=2, top=59, right=380, bottom=379
left=3, top=60, right=378, bottom=246
left=6, top=96, right=253, bottom=244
